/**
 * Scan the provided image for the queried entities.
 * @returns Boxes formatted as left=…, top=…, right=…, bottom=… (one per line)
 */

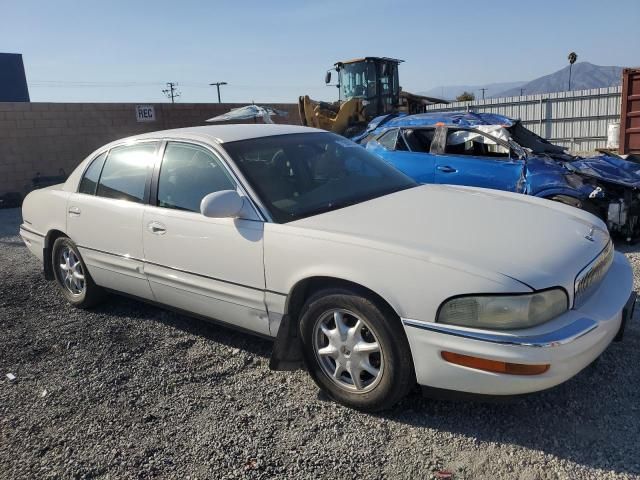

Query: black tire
left=299, top=288, right=415, bottom=411
left=52, top=236, right=105, bottom=308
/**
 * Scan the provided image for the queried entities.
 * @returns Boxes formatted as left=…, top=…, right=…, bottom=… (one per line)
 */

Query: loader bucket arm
left=297, top=95, right=363, bottom=136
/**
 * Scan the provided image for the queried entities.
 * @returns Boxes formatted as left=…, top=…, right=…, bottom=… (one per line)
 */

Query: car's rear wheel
left=299, top=288, right=415, bottom=411
left=52, top=237, right=105, bottom=308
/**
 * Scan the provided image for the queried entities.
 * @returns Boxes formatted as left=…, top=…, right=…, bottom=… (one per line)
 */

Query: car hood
left=290, top=185, right=609, bottom=291
left=567, top=153, right=640, bottom=188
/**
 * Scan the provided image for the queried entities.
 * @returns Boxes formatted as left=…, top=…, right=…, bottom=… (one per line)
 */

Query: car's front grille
left=574, top=240, right=614, bottom=307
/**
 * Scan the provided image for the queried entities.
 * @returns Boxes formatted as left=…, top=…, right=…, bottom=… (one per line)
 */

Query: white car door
left=67, top=142, right=159, bottom=300
left=142, top=141, right=269, bottom=335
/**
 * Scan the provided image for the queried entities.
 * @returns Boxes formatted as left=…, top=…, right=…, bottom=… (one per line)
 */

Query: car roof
left=106, top=123, right=324, bottom=148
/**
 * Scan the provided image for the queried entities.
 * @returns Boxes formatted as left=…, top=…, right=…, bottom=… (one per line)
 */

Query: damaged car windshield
left=507, top=121, right=566, bottom=157
left=224, top=132, right=417, bottom=223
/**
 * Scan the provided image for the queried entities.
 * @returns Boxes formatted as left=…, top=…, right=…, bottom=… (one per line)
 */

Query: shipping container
left=619, top=67, right=640, bottom=155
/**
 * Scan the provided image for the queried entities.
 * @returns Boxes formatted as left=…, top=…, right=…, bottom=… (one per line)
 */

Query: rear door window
left=96, top=143, right=157, bottom=203
left=445, top=129, right=510, bottom=158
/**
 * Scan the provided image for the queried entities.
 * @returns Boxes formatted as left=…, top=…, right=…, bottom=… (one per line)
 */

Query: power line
left=28, top=79, right=323, bottom=89
left=162, top=82, right=180, bottom=103
left=29, top=80, right=167, bottom=87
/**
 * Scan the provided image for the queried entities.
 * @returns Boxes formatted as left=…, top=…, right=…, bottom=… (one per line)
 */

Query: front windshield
left=339, top=62, right=376, bottom=100
left=224, top=132, right=417, bottom=223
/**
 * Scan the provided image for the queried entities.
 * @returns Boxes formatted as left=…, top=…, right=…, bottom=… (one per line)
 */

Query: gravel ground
left=1, top=207, right=640, bottom=480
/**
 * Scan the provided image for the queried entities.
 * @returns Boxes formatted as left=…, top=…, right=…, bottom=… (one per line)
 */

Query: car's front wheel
left=52, top=236, right=105, bottom=308
left=299, top=288, right=415, bottom=411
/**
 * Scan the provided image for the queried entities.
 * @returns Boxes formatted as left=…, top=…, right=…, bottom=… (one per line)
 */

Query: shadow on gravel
left=98, top=291, right=640, bottom=476
left=381, top=322, right=640, bottom=476
left=0, top=208, right=21, bottom=239
left=0, top=239, right=24, bottom=247
left=616, top=240, right=640, bottom=254
left=91, top=294, right=273, bottom=359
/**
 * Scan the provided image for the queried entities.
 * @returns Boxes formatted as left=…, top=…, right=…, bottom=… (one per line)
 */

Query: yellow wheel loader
left=299, top=57, right=446, bottom=137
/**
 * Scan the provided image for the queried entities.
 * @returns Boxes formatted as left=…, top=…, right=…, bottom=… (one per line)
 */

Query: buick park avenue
left=20, top=124, right=635, bottom=411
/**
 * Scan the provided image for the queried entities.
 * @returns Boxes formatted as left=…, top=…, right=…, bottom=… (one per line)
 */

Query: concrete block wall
left=0, top=102, right=301, bottom=197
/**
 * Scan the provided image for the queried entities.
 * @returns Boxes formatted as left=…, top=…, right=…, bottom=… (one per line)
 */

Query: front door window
left=157, top=142, right=236, bottom=212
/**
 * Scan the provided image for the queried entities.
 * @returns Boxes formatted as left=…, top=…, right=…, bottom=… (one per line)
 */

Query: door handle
left=68, top=206, right=81, bottom=216
left=437, top=165, right=457, bottom=173
left=148, top=221, right=167, bottom=235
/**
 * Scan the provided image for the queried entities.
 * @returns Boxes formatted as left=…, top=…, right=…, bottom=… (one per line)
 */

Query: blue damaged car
left=359, top=112, right=640, bottom=240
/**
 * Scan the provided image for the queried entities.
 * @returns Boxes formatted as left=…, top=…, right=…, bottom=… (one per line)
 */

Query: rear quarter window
left=78, top=152, right=107, bottom=195
left=445, top=129, right=510, bottom=158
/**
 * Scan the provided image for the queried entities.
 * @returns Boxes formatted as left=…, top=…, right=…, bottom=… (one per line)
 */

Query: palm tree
left=568, top=52, right=578, bottom=91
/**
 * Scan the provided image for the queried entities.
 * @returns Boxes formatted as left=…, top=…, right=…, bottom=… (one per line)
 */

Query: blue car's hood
left=566, top=154, right=640, bottom=188
left=523, top=155, right=602, bottom=198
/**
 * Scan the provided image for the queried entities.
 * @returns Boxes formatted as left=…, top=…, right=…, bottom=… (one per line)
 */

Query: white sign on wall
left=135, top=105, right=156, bottom=122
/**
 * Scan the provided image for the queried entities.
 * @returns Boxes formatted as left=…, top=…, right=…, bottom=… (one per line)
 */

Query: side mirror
left=200, top=190, right=244, bottom=218
left=325, top=71, right=332, bottom=84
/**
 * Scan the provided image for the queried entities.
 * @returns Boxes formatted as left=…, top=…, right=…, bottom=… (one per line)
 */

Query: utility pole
left=479, top=88, right=487, bottom=100
left=520, top=88, right=526, bottom=96
left=209, top=82, right=228, bottom=103
left=162, top=82, right=180, bottom=103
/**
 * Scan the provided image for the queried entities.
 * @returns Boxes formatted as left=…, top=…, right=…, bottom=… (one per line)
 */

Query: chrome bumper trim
left=401, top=317, right=598, bottom=348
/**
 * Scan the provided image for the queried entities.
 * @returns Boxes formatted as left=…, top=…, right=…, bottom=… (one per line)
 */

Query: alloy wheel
left=58, top=246, right=85, bottom=296
left=312, top=308, right=384, bottom=393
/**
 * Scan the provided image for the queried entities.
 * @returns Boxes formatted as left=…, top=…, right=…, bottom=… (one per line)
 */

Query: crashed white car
left=20, top=124, right=635, bottom=411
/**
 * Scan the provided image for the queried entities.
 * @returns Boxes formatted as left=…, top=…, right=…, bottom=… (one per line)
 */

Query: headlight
left=437, top=288, right=568, bottom=330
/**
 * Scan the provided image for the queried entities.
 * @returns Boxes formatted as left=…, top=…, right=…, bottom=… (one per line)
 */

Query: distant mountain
left=417, top=81, right=526, bottom=101
left=497, top=62, right=622, bottom=97
left=418, top=62, right=623, bottom=101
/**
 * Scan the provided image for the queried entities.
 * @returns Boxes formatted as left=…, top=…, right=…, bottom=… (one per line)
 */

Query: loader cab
left=329, top=57, right=402, bottom=119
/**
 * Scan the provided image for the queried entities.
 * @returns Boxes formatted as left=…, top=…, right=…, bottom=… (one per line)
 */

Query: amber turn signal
left=441, top=351, right=550, bottom=376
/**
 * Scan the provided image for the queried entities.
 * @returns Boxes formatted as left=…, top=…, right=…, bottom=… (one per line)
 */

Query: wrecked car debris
left=360, top=111, right=640, bottom=241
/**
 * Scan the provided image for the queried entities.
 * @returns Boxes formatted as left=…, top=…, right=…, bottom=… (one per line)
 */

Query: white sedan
left=20, top=124, right=635, bottom=411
